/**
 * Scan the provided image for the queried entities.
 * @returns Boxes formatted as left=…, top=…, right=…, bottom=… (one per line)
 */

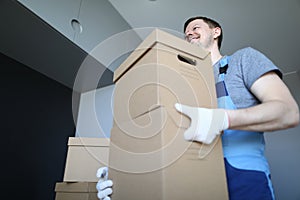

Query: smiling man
left=96, top=16, right=299, bottom=200
left=175, top=16, right=299, bottom=200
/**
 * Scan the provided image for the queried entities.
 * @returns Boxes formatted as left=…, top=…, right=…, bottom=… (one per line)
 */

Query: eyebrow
left=185, top=24, right=200, bottom=34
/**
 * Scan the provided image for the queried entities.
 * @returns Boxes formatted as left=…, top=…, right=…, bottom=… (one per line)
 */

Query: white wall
left=75, top=84, right=114, bottom=138
left=265, top=72, right=300, bottom=200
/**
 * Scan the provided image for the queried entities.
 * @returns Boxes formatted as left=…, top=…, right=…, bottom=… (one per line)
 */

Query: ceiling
left=1, top=0, right=300, bottom=93
left=109, top=0, right=300, bottom=75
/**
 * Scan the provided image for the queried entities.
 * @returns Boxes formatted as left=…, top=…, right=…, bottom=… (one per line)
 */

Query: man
left=96, top=16, right=299, bottom=200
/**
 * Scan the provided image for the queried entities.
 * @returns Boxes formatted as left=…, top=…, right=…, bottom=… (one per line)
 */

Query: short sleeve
left=238, top=47, right=282, bottom=89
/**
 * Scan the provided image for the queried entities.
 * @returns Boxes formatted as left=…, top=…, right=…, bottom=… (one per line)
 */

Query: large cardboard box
left=55, top=182, right=97, bottom=200
left=63, top=137, right=109, bottom=182
left=108, top=29, right=228, bottom=200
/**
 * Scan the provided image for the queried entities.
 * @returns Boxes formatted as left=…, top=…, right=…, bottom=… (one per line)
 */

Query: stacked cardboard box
left=55, top=137, right=109, bottom=199
left=63, top=137, right=110, bottom=182
left=55, top=182, right=98, bottom=200
left=108, top=29, right=229, bottom=200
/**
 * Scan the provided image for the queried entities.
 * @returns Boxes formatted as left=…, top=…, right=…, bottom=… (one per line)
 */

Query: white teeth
left=189, top=37, right=199, bottom=40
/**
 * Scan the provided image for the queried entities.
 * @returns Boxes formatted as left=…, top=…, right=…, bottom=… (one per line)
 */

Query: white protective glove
left=96, top=167, right=113, bottom=200
left=175, top=103, right=229, bottom=144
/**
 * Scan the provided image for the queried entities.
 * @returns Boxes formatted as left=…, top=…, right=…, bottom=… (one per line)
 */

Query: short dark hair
left=184, top=16, right=223, bottom=49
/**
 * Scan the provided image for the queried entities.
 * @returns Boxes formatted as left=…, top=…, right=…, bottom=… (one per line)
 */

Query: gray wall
left=5, top=1, right=299, bottom=199
left=1, top=52, right=76, bottom=200
left=265, top=72, right=300, bottom=200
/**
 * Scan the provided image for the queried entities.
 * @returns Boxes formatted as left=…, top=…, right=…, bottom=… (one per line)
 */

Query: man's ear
left=213, top=27, right=221, bottom=39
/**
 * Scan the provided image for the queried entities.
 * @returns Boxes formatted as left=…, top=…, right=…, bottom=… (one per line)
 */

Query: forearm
left=226, top=100, right=299, bottom=132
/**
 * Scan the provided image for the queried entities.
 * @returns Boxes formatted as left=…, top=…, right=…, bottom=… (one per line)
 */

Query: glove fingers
left=175, top=103, right=194, bottom=117
left=176, top=103, right=201, bottom=141
left=183, top=120, right=198, bottom=141
left=175, top=103, right=228, bottom=145
left=96, top=167, right=108, bottom=179
left=96, top=180, right=113, bottom=190
left=97, top=188, right=113, bottom=199
left=202, top=109, right=226, bottom=144
left=184, top=108, right=213, bottom=144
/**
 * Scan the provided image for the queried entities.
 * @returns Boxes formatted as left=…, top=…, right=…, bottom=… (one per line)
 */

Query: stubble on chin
left=190, top=40, right=204, bottom=49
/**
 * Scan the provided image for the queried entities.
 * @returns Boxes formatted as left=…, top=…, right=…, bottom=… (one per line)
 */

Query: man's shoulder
left=230, top=47, right=264, bottom=62
left=231, top=47, right=258, bottom=56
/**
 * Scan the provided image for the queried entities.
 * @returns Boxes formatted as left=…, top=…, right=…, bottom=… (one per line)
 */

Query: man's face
left=184, top=19, right=215, bottom=50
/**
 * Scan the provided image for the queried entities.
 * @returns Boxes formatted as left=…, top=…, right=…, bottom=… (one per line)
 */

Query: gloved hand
left=175, top=103, right=229, bottom=144
left=96, top=167, right=113, bottom=200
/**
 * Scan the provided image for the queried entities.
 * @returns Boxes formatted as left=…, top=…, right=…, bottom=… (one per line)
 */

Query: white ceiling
left=2, top=0, right=300, bottom=93
left=1, top=0, right=132, bottom=92
left=109, top=0, right=300, bottom=74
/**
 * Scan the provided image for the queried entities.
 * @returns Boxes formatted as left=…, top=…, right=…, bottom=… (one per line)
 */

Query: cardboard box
left=108, top=29, right=228, bottom=200
left=113, top=29, right=215, bottom=123
left=63, top=137, right=110, bottom=182
left=55, top=182, right=98, bottom=200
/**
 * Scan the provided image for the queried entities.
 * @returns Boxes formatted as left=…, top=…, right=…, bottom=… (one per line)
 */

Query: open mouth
left=189, top=37, right=200, bottom=43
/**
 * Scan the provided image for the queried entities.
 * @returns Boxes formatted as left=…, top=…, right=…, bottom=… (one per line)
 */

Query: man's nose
left=185, top=31, right=193, bottom=41
left=185, top=29, right=194, bottom=36
left=185, top=31, right=194, bottom=41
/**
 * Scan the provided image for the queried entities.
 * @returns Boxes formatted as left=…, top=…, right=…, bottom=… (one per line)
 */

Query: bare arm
left=226, top=72, right=299, bottom=132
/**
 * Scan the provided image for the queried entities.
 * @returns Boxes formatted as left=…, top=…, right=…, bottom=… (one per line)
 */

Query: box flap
left=68, top=137, right=110, bottom=147
left=132, top=105, right=220, bottom=156
left=55, top=182, right=97, bottom=193
left=109, top=105, right=221, bottom=175
left=113, top=29, right=210, bottom=82
left=116, top=105, right=190, bottom=133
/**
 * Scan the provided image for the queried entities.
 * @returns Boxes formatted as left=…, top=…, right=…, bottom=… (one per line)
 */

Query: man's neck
left=210, top=47, right=223, bottom=65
